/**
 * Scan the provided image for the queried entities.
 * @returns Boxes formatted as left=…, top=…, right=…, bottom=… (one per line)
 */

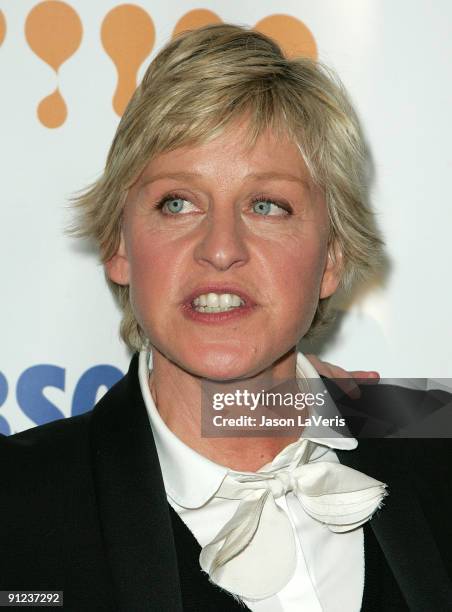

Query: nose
left=193, top=201, right=249, bottom=271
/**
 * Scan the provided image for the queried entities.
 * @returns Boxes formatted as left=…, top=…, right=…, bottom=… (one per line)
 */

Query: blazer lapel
left=168, top=505, right=251, bottom=610
left=89, top=353, right=183, bottom=612
left=337, top=440, right=452, bottom=610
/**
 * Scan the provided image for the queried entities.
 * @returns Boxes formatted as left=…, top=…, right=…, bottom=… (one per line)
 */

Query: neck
left=148, top=347, right=301, bottom=472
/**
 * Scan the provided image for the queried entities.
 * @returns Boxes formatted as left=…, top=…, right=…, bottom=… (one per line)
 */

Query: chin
left=177, top=345, right=264, bottom=382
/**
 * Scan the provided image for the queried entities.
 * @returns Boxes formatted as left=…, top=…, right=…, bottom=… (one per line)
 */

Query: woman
left=1, top=24, right=451, bottom=611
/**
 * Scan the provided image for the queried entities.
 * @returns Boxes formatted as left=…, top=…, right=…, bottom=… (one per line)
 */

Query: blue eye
left=252, top=199, right=288, bottom=216
left=156, top=195, right=196, bottom=215
left=165, top=198, right=185, bottom=213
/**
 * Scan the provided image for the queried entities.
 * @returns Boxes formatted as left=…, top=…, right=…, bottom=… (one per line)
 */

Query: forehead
left=134, top=120, right=313, bottom=190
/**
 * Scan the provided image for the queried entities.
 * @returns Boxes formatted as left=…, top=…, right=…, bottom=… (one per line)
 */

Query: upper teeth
left=193, top=292, right=244, bottom=310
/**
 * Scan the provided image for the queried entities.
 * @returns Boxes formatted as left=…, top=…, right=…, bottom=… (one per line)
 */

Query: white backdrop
left=1, top=0, right=451, bottom=435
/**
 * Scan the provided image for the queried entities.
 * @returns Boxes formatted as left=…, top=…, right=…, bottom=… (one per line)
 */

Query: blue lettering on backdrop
left=0, top=371, right=9, bottom=435
left=0, top=364, right=124, bottom=434
left=72, top=365, right=124, bottom=416
left=17, top=365, right=66, bottom=426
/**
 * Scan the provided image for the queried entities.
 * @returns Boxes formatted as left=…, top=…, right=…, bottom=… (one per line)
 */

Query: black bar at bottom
left=0, top=592, right=63, bottom=607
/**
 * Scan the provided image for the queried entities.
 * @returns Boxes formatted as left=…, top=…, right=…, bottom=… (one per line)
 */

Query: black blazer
left=1, top=353, right=452, bottom=611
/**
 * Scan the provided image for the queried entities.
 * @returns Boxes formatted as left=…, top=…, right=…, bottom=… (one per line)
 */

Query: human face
left=106, top=120, right=341, bottom=381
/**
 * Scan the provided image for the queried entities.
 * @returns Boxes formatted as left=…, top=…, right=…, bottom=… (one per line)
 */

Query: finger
left=333, top=376, right=361, bottom=399
left=314, top=362, right=362, bottom=398
left=349, top=370, right=380, bottom=383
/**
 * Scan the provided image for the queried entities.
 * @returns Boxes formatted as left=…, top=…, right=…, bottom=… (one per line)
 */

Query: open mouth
left=191, top=292, right=246, bottom=313
left=181, top=286, right=255, bottom=322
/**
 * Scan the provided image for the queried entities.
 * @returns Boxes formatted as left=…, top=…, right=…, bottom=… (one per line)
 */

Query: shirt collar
left=139, top=350, right=357, bottom=509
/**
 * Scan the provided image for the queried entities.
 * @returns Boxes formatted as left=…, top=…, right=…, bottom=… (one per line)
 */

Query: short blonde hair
left=72, top=23, right=383, bottom=351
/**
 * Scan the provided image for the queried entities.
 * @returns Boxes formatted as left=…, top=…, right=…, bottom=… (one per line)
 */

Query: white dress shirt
left=138, top=350, right=366, bottom=611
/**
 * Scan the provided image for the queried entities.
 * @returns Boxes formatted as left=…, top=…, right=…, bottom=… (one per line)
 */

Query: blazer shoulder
left=0, top=410, right=91, bottom=457
left=0, top=354, right=138, bottom=485
left=328, top=377, right=452, bottom=442
left=0, top=412, right=94, bottom=504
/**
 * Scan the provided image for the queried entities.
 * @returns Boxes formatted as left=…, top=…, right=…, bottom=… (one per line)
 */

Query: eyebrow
left=138, top=171, right=310, bottom=189
left=246, top=171, right=310, bottom=187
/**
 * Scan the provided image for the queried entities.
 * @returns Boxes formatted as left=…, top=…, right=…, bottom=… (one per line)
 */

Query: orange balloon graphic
left=25, top=1, right=82, bottom=128
left=173, top=9, right=222, bottom=37
left=0, top=10, right=6, bottom=47
left=102, top=4, right=155, bottom=117
left=254, top=14, right=317, bottom=60
left=38, top=89, right=67, bottom=128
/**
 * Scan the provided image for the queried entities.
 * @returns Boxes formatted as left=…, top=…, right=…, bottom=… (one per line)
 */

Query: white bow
left=199, top=442, right=387, bottom=600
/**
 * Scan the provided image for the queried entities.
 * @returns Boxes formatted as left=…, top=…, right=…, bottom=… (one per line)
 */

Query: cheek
left=126, top=229, right=188, bottom=318
left=267, top=235, right=328, bottom=301
left=263, top=235, right=328, bottom=339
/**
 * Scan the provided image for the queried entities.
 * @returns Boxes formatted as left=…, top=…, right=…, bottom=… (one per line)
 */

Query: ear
left=319, top=241, right=343, bottom=299
left=104, top=231, right=130, bottom=286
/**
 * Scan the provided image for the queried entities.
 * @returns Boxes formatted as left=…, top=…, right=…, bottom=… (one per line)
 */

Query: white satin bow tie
left=199, top=439, right=387, bottom=600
